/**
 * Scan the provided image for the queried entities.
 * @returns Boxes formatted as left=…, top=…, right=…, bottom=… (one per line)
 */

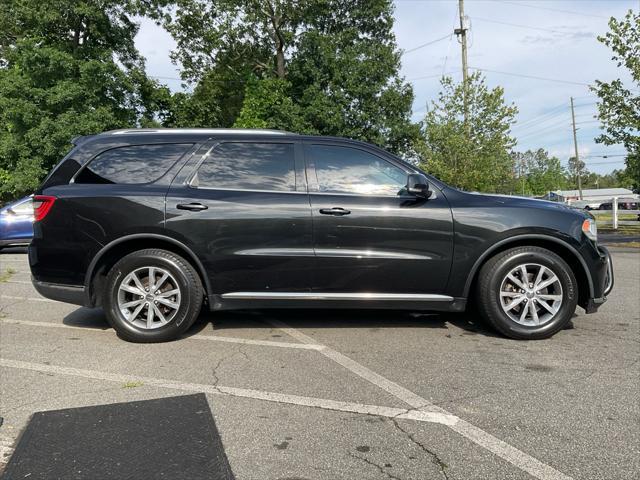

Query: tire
left=476, top=246, right=578, bottom=340
left=103, top=249, right=203, bottom=343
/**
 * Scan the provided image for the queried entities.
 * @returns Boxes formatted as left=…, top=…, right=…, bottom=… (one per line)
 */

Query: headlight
left=582, top=218, right=597, bottom=242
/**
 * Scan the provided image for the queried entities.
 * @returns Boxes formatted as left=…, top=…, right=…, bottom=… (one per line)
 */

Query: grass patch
left=0, top=267, right=16, bottom=282
left=607, top=242, right=640, bottom=248
left=599, top=225, right=640, bottom=234
left=122, top=381, right=144, bottom=389
left=592, top=213, right=637, bottom=222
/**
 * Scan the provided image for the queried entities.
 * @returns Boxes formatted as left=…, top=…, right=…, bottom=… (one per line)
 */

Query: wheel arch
left=463, top=234, right=593, bottom=308
left=84, top=234, right=211, bottom=307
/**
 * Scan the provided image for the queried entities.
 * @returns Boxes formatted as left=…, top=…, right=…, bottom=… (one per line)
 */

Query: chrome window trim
left=186, top=185, right=308, bottom=195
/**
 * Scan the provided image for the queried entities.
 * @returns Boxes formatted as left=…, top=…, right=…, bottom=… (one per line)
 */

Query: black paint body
left=30, top=130, right=611, bottom=314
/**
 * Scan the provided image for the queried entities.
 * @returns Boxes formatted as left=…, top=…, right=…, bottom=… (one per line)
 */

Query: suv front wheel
left=103, top=249, right=203, bottom=342
left=476, top=246, right=578, bottom=340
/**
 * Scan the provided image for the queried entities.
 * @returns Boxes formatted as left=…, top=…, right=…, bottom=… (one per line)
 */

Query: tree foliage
left=0, top=0, right=172, bottom=200
left=158, top=0, right=419, bottom=154
left=418, top=73, right=518, bottom=193
left=512, top=149, right=568, bottom=196
left=592, top=10, right=640, bottom=191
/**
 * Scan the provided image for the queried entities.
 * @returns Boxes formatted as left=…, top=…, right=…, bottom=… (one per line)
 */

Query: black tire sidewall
left=104, top=251, right=200, bottom=342
left=484, top=250, right=577, bottom=339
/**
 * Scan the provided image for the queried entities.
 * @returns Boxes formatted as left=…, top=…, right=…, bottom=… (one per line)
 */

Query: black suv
left=30, top=129, right=613, bottom=342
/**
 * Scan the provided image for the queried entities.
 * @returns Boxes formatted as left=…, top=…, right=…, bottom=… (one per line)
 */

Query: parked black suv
left=30, top=129, right=613, bottom=342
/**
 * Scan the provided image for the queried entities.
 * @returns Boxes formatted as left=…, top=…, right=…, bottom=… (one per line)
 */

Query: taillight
left=33, top=195, right=56, bottom=221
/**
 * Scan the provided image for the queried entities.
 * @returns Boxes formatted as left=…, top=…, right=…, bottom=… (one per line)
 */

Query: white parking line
left=0, top=318, right=323, bottom=351
left=268, top=319, right=573, bottom=480
left=0, top=357, right=457, bottom=426
left=0, top=437, right=14, bottom=464
left=4, top=280, right=32, bottom=285
left=0, top=295, right=55, bottom=303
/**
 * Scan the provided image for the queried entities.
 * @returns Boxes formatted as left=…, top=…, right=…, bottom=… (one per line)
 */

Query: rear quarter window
left=75, top=143, right=192, bottom=185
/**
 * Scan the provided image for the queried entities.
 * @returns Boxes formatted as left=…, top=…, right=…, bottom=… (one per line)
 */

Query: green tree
left=0, top=0, right=172, bottom=201
left=158, top=0, right=419, bottom=154
left=592, top=10, right=640, bottom=191
left=512, top=149, right=567, bottom=196
left=418, top=73, right=518, bottom=193
left=566, top=156, right=593, bottom=191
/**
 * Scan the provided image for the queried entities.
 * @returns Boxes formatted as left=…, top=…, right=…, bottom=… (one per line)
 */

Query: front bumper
left=584, top=246, right=613, bottom=314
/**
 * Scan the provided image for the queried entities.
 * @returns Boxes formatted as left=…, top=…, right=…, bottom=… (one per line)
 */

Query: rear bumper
left=32, top=279, right=87, bottom=307
left=584, top=246, right=613, bottom=314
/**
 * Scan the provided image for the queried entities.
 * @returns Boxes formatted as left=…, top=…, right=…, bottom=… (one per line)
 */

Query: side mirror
left=406, top=174, right=431, bottom=199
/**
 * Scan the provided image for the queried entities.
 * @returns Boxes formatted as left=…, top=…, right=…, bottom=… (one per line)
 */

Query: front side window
left=195, top=142, right=296, bottom=192
left=309, top=145, right=407, bottom=196
left=75, top=143, right=192, bottom=185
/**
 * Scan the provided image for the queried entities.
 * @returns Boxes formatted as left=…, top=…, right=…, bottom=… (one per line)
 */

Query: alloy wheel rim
left=117, top=266, right=181, bottom=329
left=499, top=263, right=563, bottom=326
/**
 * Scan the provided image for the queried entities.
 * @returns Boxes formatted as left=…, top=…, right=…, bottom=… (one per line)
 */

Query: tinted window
left=195, top=142, right=295, bottom=191
left=309, top=145, right=407, bottom=195
left=75, top=144, right=192, bottom=184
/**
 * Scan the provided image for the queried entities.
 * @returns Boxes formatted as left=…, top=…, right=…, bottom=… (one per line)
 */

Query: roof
left=104, top=128, right=295, bottom=136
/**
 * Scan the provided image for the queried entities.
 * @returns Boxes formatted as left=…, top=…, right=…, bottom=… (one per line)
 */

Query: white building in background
left=548, top=188, right=637, bottom=207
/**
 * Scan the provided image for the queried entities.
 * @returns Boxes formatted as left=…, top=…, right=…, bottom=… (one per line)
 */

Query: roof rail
left=106, top=128, right=295, bottom=136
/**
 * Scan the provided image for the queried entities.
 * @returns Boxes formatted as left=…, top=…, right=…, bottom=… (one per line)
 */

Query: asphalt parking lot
left=1, top=247, right=638, bottom=480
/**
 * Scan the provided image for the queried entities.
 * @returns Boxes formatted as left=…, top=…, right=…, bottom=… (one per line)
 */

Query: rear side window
left=195, top=142, right=295, bottom=192
left=75, top=144, right=192, bottom=184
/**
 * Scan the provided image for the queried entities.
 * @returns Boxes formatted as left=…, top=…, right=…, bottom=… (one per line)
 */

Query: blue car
left=0, top=196, right=34, bottom=249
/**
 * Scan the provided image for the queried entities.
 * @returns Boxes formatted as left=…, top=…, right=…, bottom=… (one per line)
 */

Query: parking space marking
left=268, top=319, right=573, bottom=480
left=0, top=295, right=55, bottom=303
left=0, top=318, right=323, bottom=351
left=4, top=280, right=32, bottom=285
left=0, top=437, right=14, bottom=465
left=0, top=358, right=457, bottom=426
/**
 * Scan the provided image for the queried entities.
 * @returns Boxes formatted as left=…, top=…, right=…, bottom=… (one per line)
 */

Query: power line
left=493, top=1, right=609, bottom=20
left=403, top=33, right=453, bottom=55
left=149, top=75, right=182, bottom=81
left=470, top=67, right=591, bottom=86
left=472, top=16, right=586, bottom=36
left=582, top=154, right=627, bottom=158
left=512, top=104, right=568, bottom=130
left=581, top=160, right=626, bottom=166
left=408, top=71, right=457, bottom=81
left=515, top=120, right=572, bottom=141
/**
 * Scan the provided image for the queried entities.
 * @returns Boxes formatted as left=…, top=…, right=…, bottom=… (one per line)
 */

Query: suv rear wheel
left=103, top=249, right=203, bottom=342
left=476, top=246, right=577, bottom=340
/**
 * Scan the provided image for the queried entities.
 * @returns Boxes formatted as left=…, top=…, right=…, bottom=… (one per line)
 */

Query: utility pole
left=454, top=0, right=469, bottom=129
left=570, top=97, right=583, bottom=200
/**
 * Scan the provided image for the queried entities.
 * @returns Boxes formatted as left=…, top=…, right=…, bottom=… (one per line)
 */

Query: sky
left=134, top=0, right=638, bottom=175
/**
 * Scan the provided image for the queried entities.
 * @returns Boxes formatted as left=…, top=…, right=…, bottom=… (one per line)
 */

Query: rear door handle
left=177, top=202, right=208, bottom=212
left=319, top=207, right=351, bottom=216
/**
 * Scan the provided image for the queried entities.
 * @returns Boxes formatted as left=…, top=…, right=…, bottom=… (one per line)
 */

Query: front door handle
left=319, top=207, right=351, bottom=216
left=177, top=202, right=208, bottom=212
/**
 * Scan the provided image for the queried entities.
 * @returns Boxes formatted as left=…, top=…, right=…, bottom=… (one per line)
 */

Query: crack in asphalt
left=390, top=415, right=450, bottom=480
left=349, top=452, right=403, bottom=480
left=210, top=343, right=251, bottom=390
